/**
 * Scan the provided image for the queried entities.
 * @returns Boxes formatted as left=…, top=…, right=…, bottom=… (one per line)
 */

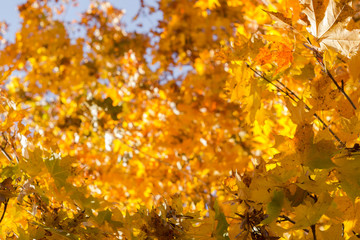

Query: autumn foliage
left=2, top=0, right=360, bottom=239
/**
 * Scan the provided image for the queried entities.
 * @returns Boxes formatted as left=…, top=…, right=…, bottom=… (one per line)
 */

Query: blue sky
left=0, top=0, right=191, bottom=79
left=0, top=0, right=159, bottom=41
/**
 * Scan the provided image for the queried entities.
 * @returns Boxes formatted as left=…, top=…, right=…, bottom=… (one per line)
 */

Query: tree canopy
left=1, top=0, right=360, bottom=239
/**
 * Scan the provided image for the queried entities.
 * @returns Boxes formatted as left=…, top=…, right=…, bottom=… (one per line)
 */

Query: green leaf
left=20, top=148, right=46, bottom=177
left=306, top=140, right=336, bottom=169
left=45, top=154, right=72, bottom=188
left=214, top=199, right=230, bottom=240
left=333, top=153, right=360, bottom=201
left=292, top=192, right=332, bottom=229
left=339, top=177, right=360, bottom=202
left=1, top=165, right=21, bottom=179
left=262, top=190, right=284, bottom=224
left=97, top=209, right=112, bottom=224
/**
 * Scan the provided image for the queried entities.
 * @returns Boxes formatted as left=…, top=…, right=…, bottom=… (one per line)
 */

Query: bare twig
left=246, top=63, right=345, bottom=147
left=326, top=69, right=357, bottom=110
left=304, top=41, right=357, bottom=110
left=8, top=140, right=19, bottom=163
left=1, top=134, right=19, bottom=163
left=273, top=75, right=344, bottom=145
left=277, top=215, right=295, bottom=224
left=0, top=147, right=14, bottom=164
left=0, top=199, right=9, bottom=223
left=311, top=225, right=317, bottom=240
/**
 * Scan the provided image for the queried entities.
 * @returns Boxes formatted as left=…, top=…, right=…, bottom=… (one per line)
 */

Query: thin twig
left=276, top=214, right=310, bottom=234
left=311, top=225, right=317, bottom=240
left=352, top=231, right=360, bottom=238
left=1, top=134, right=19, bottom=163
left=245, top=63, right=297, bottom=102
left=276, top=72, right=345, bottom=146
left=326, top=69, right=357, bottom=110
left=304, top=41, right=357, bottom=110
left=8, top=141, right=19, bottom=163
left=246, top=63, right=345, bottom=147
left=277, top=214, right=295, bottom=224
left=0, top=199, right=9, bottom=223
left=0, top=147, right=14, bottom=164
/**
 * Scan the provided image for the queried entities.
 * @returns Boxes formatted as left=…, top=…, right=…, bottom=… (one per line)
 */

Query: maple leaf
left=213, top=200, right=230, bottom=240
left=5, top=0, right=360, bottom=238
left=292, top=192, right=332, bottom=229
left=264, top=10, right=293, bottom=28
left=262, top=190, right=284, bottom=224
left=302, top=0, right=360, bottom=57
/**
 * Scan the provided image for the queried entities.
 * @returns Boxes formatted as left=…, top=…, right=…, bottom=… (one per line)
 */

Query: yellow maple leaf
left=302, top=0, right=360, bottom=57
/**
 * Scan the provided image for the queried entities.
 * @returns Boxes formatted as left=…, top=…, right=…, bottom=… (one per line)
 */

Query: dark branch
left=311, top=225, right=317, bottom=240
left=326, top=69, right=357, bottom=110
left=245, top=63, right=345, bottom=147
left=0, top=147, right=14, bottom=164
left=304, top=41, right=357, bottom=110
left=0, top=199, right=9, bottom=223
left=9, top=141, right=19, bottom=163
left=277, top=215, right=295, bottom=224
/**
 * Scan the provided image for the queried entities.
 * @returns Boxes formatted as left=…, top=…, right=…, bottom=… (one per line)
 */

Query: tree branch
left=0, top=199, right=9, bottom=223
left=277, top=214, right=295, bottom=224
left=311, top=224, right=317, bottom=240
left=326, top=69, right=357, bottom=110
left=304, top=41, right=357, bottom=110
left=245, top=63, right=345, bottom=147
left=0, top=147, right=14, bottom=164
